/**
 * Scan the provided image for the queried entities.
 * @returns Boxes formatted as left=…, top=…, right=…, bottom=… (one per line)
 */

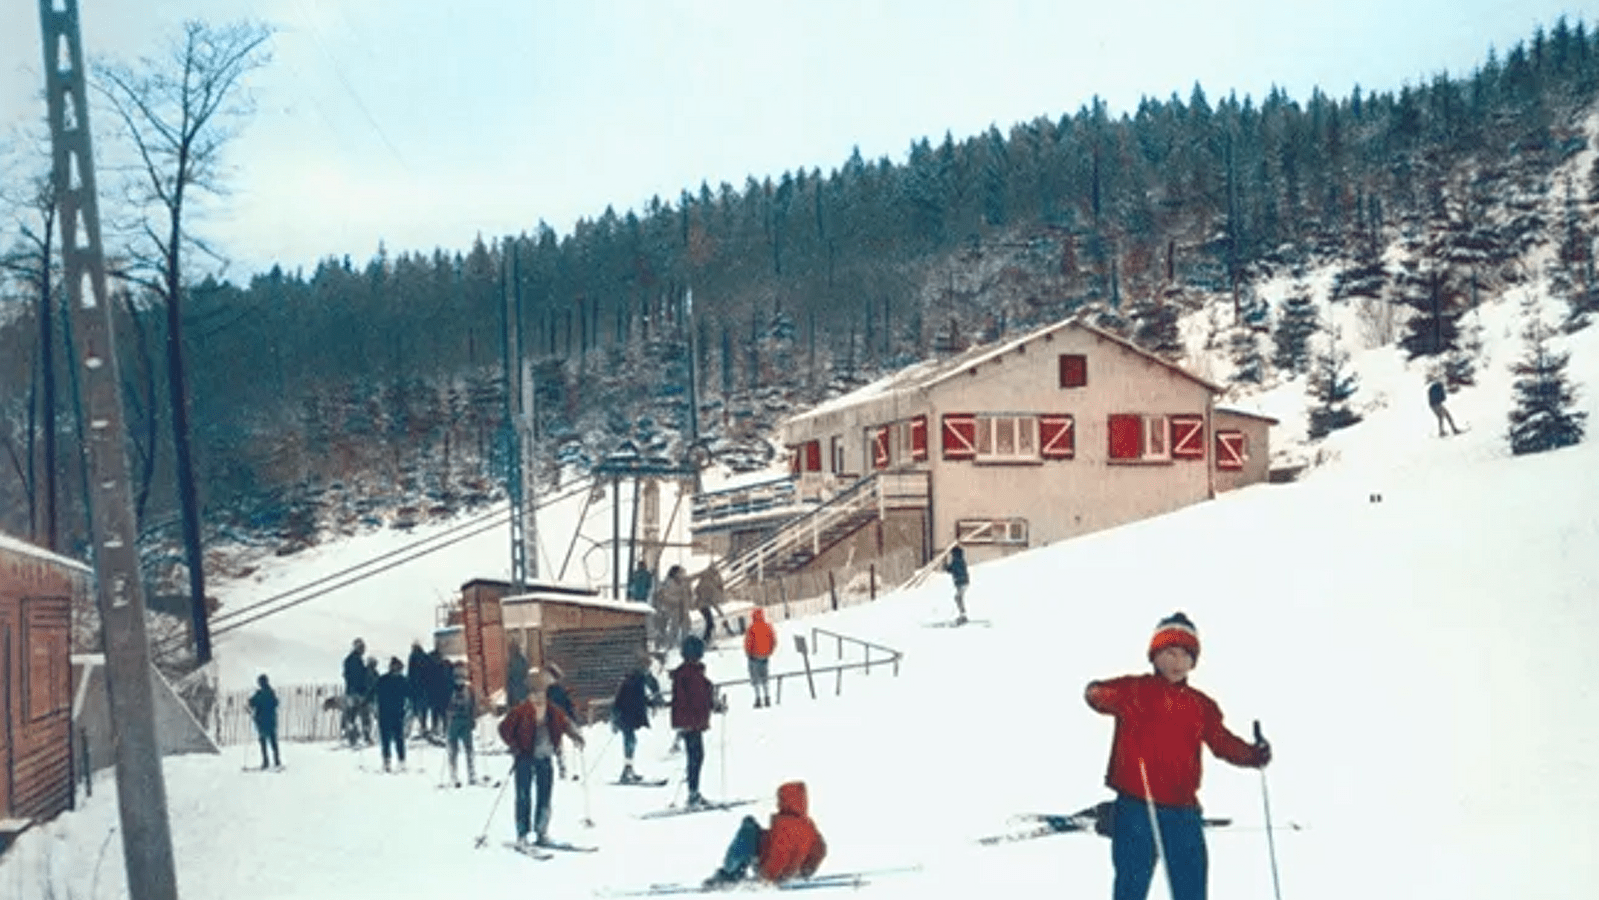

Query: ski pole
left=1254, top=721, right=1283, bottom=900
left=473, top=761, right=516, bottom=848
left=579, top=747, right=595, bottom=827
left=1138, top=759, right=1177, bottom=900
left=718, top=696, right=728, bottom=800
left=582, top=727, right=617, bottom=782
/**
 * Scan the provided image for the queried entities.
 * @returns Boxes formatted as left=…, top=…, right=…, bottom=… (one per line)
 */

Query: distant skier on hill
left=942, top=545, right=970, bottom=625
left=743, top=609, right=776, bottom=708
left=1084, top=612, right=1272, bottom=900
left=1428, top=379, right=1463, bottom=437
left=248, top=673, right=281, bottom=770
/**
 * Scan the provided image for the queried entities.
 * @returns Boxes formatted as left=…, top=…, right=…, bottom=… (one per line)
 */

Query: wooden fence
left=215, top=682, right=345, bottom=746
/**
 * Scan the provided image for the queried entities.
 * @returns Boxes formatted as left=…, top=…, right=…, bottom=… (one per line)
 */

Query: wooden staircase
left=721, top=472, right=930, bottom=592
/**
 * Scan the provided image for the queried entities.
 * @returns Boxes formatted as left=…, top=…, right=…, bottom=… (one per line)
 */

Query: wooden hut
left=457, top=579, right=650, bottom=722
left=0, top=532, right=91, bottom=841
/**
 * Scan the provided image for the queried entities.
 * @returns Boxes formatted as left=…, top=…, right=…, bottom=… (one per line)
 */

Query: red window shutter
left=1216, top=430, right=1246, bottom=470
left=872, top=427, right=891, bottom=469
left=910, top=415, right=928, bottom=461
left=1108, top=414, right=1143, bottom=460
left=1059, top=354, right=1088, bottom=388
left=1039, top=414, right=1075, bottom=459
left=804, top=440, right=822, bottom=472
left=941, top=414, right=976, bottom=460
left=1170, top=415, right=1205, bottom=460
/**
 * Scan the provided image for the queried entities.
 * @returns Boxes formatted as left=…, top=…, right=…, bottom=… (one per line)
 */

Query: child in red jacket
left=1085, top=612, right=1271, bottom=900
left=702, top=780, right=826, bottom=889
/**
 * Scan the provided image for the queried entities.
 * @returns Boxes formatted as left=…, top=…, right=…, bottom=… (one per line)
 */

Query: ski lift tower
left=593, top=442, right=699, bottom=599
left=501, top=242, right=537, bottom=589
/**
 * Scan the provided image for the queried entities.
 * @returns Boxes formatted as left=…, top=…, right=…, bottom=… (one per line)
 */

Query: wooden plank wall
left=542, top=625, right=648, bottom=724
left=0, top=544, right=79, bottom=823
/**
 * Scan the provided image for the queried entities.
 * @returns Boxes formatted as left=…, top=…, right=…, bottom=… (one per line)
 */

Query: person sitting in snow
left=743, top=608, right=776, bottom=708
left=498, top=670, right=585, bottom=848
left=248, top=673, right=281, bottom=770
left=611, top=649, right=663, bottom=784
left=670, top=634, right=721, bottom=807
left=702, top=780, right=827, bottom=890
left=1084, top=612, right=1271, bottom=900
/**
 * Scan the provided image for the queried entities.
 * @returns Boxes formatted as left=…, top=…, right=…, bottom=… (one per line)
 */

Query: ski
left=535, top=839, right=599, bottom=853
left=437, top=779, right=502, bottom=790
left=1017, top=811, right=1233, bottom=829
left=980, top=809, right=1233, bottom=845
left=639, top=799, right=757, bottom=820
left=925, top=618, right=991, bottom=629
left=598, top=868, right=918, bottom=898
left=610, top=778, right=671, bottom=788
left=503, top=841, right=554, bottom=860
left=240, top=766, right=286, bottom=774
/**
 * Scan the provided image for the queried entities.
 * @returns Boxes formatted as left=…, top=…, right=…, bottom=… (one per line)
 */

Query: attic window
left=1059, top=354, right=1087, bottom=388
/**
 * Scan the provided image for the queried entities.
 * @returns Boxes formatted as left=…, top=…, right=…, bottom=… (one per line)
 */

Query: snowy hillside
left=4, top=284, right=1598, bottom=900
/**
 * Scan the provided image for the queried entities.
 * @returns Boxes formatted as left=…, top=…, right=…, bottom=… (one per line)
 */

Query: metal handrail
left=721, top=475, right=883, bottom=590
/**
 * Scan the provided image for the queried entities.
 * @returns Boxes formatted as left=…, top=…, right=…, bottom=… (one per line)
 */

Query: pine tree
left=1306, top=331, right=1362, bottom=438
left=1507, top=312, right=1587, bottom=455
left=1130, top=294, right=1184, bottom=359
left=1229, top=327, right=1265, bottom=385
left=1272, top=289, right=1319, bottom=374
left=1394, top=257, right=1465, bottom=359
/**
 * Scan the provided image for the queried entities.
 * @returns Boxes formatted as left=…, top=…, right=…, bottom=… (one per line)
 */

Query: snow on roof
left=500, top=591, right=652, bottom=615
left=787, top=317, right=1222, bottom=429
left=1215, top=406, right=1281, bottom=424
left=0, top=531, right=93, bottom=574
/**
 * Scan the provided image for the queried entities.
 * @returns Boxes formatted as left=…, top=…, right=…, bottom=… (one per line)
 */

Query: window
left=942, top=414, right=977, bottom=460
left=1170, top=414, right=1205, bottom=460
left=870, top=417, right=929, bottom=469
left=803, top=440, right=822, bottom=472
left=956, top=518, right=1030, bottom=546
left=830, top=435, right=846, bottom=474
left=1216, top=430, right=1247, bottom=470
left=972, top=415, right=1038, bottom=462
left=1108, top=414, right=1172, bottom=462
left=1039, top=414, right=1075, bottom=459
left=1059, top=354, right=1088, bottom=388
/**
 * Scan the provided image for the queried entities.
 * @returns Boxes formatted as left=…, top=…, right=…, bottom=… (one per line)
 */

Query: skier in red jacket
left=702, top=780, right=827, bottom=889
left=1085, top=612, right=1271, bottom=900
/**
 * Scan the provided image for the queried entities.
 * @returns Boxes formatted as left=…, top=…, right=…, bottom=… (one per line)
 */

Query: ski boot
left=702, top=868, right=742, bottom=891
left=620, top=764, right=641, bottom=784
left=687, top=790, right=708, bottom=808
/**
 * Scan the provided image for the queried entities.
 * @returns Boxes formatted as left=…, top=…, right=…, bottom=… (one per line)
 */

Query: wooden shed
left=0, top=532, right=91, bottom=837
left=457, top=579, right=651, bottom=722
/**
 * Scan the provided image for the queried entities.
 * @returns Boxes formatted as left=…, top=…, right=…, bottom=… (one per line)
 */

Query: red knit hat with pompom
left=1148, top=612, right=1200, bottom=663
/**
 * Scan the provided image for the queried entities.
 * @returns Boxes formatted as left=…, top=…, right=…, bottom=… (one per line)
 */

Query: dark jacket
left=944, top=551, right=969, bottom=587
left=547, top=682, right=577, bottom=721
left=612, top=668, right=661, bottom=731
left=670, top=660, right=714, bottom=732
left=374, top=671, right=411, bottom=723
left=1428, top=381, right=1447, bottom=406
left=627, top=566, right=654, bottom=602
left=426, top=650, right=453, bottom=712
left=248, top=685, right=279, bottom=730
left=506, top=645, right=531, bottom=706
left=343, top=651, right=368, bottom=695
left=447, top=682, right=478, bottom=732
left=407, top=646, right=431, bottom=700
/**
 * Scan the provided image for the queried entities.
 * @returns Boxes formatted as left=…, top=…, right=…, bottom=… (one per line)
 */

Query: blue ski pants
left=1110, top=793, right=1207, bottom=900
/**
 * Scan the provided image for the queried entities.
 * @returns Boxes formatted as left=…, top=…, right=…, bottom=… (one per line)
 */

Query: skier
left=670, top=634, right=719, bottom=807
left=656, top=565, right=694, bottom=652
left=248, top=673, right=281, bottom=770
left=374, top=657, right=411, bottom=772
left=611, top=649, right=663, bottom=783
left=340, top=638, right=369, bottom=746
left=942, top=545, right=970, bottom=625
left=743, top=608, right=776, bottom=708
left=406, top=639, right=431, bottom=738
left=357, top=656, right=380, bottom=745
left=627, top=560, right=655, bottom=603
left=445, top=664, right=480, bottom=787
left=498, top=672, right=586, bottom=848
left=1427, top=379, right=1463, bottom=436
left=506, top=639, right=531, bottom=707
left=425, top=647, right=453, bottom=740
left=702, top=780, right=827, bottom=890
left=1084, top=612, right=1272, bottom=900
left=694, top=564, right=726, bottom=647
left=543, top=662, right=579, bottom=779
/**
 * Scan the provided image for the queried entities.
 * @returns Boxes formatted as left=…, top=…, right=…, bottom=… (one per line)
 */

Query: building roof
left=1215, top=406, right=1281, bottom=425
left=786, top=316, right=1223, bottom=430
left=501, top=591, right=652, bottom=616
left=0, top=531, right=93, bottom=574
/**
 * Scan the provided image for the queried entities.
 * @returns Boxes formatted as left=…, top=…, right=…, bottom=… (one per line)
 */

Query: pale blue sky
left=0, top=1, right=1584, bottom=278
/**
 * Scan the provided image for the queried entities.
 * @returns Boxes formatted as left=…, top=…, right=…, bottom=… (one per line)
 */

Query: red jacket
left=757, top=781, right=826, bottom=882
left=670, top=660, right=713, bottom=731
left=1084, top=673, right=1263, bottom=807
left=497, top=700, right=573, bottom=757
left=744, top=610, right=776, bottom=660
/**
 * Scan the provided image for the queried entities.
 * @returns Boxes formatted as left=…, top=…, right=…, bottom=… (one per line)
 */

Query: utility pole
left=37, top=2, right=179, bottom=898
left=500, top=242, right=536, bottom=588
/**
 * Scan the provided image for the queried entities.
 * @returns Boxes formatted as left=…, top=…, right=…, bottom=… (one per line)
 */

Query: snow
left=6, top=290, right=1599, bottom=900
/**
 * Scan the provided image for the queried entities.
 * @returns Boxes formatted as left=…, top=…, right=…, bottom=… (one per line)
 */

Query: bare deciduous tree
left=93, top=19, right=273, bottom=664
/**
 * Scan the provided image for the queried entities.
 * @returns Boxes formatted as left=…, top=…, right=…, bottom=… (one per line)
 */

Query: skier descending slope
left=1084, top=612, right=1272, bottom=900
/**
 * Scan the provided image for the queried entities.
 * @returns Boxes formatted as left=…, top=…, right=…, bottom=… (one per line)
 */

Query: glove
left=1254, top=739, right=1272, bottom=767
left=713, top=693, right=728, bottom=714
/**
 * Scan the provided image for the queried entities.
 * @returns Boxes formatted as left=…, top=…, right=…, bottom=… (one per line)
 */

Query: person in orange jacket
left=498, top=672, right=585, bottom=847
left=742, top=609, right=776, bottom=708
left=702, top=780, right=826, bottom=890
left=1085, top=612, right=1271, bottom=900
